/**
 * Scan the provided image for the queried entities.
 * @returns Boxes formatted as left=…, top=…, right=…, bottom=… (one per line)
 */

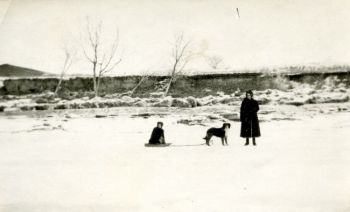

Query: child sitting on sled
left=148, top=122, right=166, bottom=145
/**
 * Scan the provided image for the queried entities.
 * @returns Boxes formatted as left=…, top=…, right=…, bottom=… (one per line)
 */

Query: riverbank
left=0, top=81, right=349, bottom=113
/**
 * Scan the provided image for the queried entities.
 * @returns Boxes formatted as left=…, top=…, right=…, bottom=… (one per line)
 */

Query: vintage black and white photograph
left=0, top=0, right=349, bottom=211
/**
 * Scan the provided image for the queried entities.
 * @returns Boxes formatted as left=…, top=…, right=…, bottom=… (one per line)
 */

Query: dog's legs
left=208, top=135, right=213, bottom=146
left=204, top=134, right=212, bottom=146
left=221, top=137, right=225, bottom=146
left=225, top=136, right=228, bottom=145
left=203, top=135, right=209, bottom=145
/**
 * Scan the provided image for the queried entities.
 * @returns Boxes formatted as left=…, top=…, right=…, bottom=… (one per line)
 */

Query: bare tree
left=120, top=67, right=152, bottom=97
left=129, top=74, right=149, bottom=97
left=164, top=33, right=193, bottom=97
left=81, top=18, right=122, bottom=97
left=54, top=43, right=76, bottom=95
left=206, top=55, right=223, bottom=69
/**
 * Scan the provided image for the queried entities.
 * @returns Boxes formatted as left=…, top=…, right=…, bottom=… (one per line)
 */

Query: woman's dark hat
left=246, top=90, right=253, bottom=96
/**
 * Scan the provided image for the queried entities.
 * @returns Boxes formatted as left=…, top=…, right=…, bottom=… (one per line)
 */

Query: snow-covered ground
left=0, top=106, right=349, bottom=212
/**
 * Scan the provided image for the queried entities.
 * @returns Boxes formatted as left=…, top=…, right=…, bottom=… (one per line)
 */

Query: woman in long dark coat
left=240, top=90, right=261, bottom=146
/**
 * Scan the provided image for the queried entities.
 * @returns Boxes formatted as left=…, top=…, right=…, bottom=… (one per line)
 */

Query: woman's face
left=246, top=93, right=252, bottom=99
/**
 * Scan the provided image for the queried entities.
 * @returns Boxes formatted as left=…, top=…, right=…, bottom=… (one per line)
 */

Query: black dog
left=203, top=123, right=231, bottom=146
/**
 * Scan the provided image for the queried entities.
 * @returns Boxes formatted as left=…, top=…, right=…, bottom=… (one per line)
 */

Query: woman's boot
left=252, top=137, right=256, bottom=146
left=245, top=138, right=249, bottom=145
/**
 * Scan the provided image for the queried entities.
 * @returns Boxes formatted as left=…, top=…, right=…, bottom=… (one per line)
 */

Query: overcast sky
left=0, top=0, right=350, bottom=75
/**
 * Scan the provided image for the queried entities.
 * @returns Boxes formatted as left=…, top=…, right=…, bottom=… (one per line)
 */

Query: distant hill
left=0, top=64, right=51, bottom=77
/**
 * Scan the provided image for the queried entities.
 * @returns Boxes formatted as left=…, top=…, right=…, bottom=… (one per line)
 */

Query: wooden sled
left=145, top=143, right=172, bottom=147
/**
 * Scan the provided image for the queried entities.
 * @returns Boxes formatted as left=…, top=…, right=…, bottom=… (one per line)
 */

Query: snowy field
left=0, top=105, right=350, bottom=212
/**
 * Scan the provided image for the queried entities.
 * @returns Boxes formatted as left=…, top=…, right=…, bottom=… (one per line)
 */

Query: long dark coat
left=240, top=98, right=261, bottom=138
left=149, top=127, right=165, bottom=144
